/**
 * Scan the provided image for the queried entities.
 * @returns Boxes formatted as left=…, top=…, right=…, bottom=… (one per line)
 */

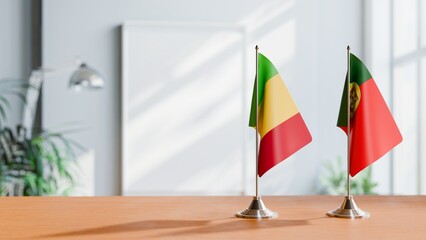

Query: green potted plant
left=318, top=156, right=378, bottom=195
left=0, top=79, right=80, bottom=196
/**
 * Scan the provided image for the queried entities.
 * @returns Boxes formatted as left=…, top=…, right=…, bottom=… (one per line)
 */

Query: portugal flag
left=337, top=53, right=402, bottom=176
left=249, top=53, right=312, bottom=177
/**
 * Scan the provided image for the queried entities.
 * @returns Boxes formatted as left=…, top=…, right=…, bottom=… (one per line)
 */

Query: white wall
left=0, top=0, right=31, bottom=127
left=365, top=0, right=426, bottom=195
left=43, top=0, right=363, bottom=195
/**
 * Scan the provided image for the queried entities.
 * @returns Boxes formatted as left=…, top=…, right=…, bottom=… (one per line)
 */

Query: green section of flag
left=337, top=53, right=373, bottom=127
left=349, top=53, right=372, bottom=85
left=249, top=53, right=279, bottom=127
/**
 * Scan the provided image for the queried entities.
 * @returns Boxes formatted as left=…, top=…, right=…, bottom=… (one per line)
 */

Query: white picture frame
left=121, top=21, right=249, bottom=195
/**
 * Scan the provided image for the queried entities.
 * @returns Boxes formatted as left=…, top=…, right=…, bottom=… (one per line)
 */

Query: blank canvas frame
left=121, top=21, right=249, bottom=195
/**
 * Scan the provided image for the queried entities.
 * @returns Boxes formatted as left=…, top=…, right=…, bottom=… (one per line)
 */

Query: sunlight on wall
left=393, top=0, right=417, bottom=58
left=123, top=25, right=245, bottom=195
left=393, top=62, right=418, bottom=194
left=257, top=19, right=295, bottom=70
left=241, top=0, right=294, bottom=30
left=172, top=32, right=243, bottom=80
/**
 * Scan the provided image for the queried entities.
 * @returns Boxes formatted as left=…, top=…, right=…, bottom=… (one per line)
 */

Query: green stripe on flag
left=249, top=53, right=279, bottom=126
left=337, top=53, right=374, bottom=127
left=349, top=53, right=372, bottom=85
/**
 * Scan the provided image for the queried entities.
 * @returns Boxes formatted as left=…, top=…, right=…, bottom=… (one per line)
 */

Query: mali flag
left=337, top=53, right=402, bottom=176
left=249, top=53, right=312, bottom=177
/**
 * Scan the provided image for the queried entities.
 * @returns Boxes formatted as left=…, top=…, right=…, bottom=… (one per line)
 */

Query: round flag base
left=236, top=196, right=278, bottom=219
left=327, top=195, right=370, bottom=219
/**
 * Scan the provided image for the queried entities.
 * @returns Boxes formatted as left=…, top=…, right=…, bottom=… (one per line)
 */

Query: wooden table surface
left=0, top=196, right=425, bottom=239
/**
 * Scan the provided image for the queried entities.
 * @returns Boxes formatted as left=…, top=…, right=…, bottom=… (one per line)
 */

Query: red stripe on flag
left=258, top=113, right=312, bottom=177
left=350, top=79, right=402, bottom=176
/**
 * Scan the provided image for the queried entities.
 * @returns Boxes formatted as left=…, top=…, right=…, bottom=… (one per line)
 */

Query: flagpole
left=236, top=45, right=277, bottom=219
left=255, top=45, right=259, bottom=198
left=326, top=46, right=369, bottom=219
left=346, top=45, right=351, bottom=198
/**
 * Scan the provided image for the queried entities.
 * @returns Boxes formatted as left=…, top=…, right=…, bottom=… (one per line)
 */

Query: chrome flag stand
left=236, top=196, right=277, bottom=219
left=236, top=45, right=277, bottom=219
left=327, top=46, right=369, bottom=219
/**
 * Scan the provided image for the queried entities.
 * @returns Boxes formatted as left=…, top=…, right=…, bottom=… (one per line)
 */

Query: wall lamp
left=22, top=60, right=105, bottom=136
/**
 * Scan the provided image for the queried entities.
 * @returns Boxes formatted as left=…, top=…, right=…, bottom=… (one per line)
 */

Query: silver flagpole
left=327, top=46, right=369, bottom=219
left=347, top=45, right=351, bottom=198
left=255, top=45, right=259, bottom=198
left=236, top=45, right=277, bottom=219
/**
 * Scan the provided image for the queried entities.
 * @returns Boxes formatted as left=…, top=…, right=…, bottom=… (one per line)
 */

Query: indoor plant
left=0, top=79, right=80, bottom=196
left=318, top=156, right=378, bottom=195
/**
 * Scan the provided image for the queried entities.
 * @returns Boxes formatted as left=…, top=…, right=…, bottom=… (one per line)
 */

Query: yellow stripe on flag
left=258, top=74, right=299, bottom=138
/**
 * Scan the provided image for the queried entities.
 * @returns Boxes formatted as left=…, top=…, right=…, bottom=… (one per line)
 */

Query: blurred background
left=0, top=0, right=424, bottom=196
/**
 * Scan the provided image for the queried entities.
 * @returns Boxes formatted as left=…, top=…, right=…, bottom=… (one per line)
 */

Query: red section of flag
left=258, top=113, right=312, bottom=177
left=349, top=79, right=402, bottom=176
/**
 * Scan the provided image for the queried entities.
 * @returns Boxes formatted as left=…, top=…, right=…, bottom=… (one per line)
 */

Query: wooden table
left=1, top=196, right=425, bottom=239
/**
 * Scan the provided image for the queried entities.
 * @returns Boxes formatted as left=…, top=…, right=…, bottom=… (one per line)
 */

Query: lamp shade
left=69, top=63, right=104, bottom=90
